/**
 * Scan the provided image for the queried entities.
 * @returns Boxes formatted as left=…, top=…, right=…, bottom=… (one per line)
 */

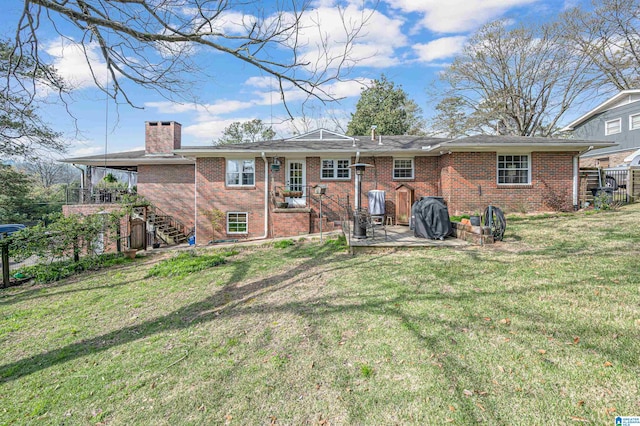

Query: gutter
left=194, top=160, right=198, bottom=245
left=260, top=152, right=269, bottom=239
left=355, top=151, right=360, bottom=209
left=573, top=145, right=594, bottom=209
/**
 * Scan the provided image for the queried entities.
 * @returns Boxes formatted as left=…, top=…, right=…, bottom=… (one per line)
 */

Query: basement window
left=497, top=154, right=531, bottom=185
left=227, top=212, right=248, bottom=234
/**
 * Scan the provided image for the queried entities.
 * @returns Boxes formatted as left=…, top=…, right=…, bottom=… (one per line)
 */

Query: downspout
left=354, top=151, right=360, bottom=209
left=574, top=146, right=593, bottom=209
left=194, top=161, right=198, bottom=245
left=260, top=152, right=269, bottom=239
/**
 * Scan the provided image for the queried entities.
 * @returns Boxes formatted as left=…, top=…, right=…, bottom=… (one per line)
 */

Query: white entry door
left=287, top=159, right=306, bottom=207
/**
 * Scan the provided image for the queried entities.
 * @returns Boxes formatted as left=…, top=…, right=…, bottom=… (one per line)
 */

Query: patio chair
left=357, top=208, right=388, bottom=241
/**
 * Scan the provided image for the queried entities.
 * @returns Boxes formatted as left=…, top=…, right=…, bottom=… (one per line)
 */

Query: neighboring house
left=562, top=89, right=640, bottom=167
left=62, top=121, right=613, bottom=243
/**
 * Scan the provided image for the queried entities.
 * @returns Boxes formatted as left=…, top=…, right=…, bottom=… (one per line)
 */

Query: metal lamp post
left=350, top=163, right=372, bottom=239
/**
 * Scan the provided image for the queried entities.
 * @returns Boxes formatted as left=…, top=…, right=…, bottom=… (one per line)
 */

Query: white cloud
left=183, top=119, right=234, bottom=141
left=321, top=78, right=371, bottom=98
left=148, top=76, right=371, bottom=144
left=286, top=4, right=407, bottom=70
left=386, top=0, right=538, bottom=33
left=183, top=117, right=261, bottom=142
left=413, top=36, right=467, bottom=63
left=44, top=40, right=109, bottom=90
left=245, top=76, right=277, bottom=89
left=145, top=99, right=255, bottom=116
left=69, top=144, right=104, bottom=157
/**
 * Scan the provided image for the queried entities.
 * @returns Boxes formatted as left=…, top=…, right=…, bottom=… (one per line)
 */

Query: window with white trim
left=321, top=159, right=351, bottom=179
left=497, top=154, right=530, bottom=185
left=630, top=113, right=640, bottom=131
left=605, top=118, right=621, bottom=135
left=393, top=158, right=414, bottom=179
left=227, top=212, right=248, bottom=234
left=226, top=159, right=255, bottom=186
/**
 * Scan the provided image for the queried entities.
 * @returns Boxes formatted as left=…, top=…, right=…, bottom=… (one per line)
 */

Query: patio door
left=286, top=159, right=306, bottom=207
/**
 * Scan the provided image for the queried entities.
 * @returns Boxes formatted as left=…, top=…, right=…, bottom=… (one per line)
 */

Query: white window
left=321, top=159, right=351, bottom=179
left=630, top=113, right=640, bottom=131
left=226, top=159, right=255, bottom=186
left=393, top=158, right=414, bottom=179
left=227, top=212, right=248, bottom=234
left=605, top=118, right=621, bottom=135
left=497, top=154, right=530, bottom=185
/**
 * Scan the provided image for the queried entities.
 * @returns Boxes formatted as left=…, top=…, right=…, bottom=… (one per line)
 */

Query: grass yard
left=1, top=205, right=639, bottom=425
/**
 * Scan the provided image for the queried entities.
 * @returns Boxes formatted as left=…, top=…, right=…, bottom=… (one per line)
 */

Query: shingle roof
left=60, top=150, right=194, bottom=166
left=61, top=129, right=617, bottom=167
left=177, top=135, right=447, bottom=155
left=442, top=134, right=611, bottom=146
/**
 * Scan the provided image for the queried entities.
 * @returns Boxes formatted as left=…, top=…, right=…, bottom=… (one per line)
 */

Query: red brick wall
left=189, top=151, right=579, bottom=242
left=195, top=157, right=267, bottom=242
left=137, top=164, right=195, bottom=229
left=272, top=210, right=312, bottom=237
left=62, top=204, right=130, bottom=252
left=580, top=149, right=636, bottom=168
left=302, top=156, right=441, bottom=224
left=145, top=121, right=181, bottom=155
left=441, top=152, right=577, bottom=213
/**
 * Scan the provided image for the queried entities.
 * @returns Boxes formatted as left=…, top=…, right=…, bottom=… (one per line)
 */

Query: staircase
left=579, top=168, right=602, bottom=207
left=132, top=205, right=190, bottom=245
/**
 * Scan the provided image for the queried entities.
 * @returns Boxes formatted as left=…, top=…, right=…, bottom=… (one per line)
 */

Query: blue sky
left=2, top=0, right=590, bottom=157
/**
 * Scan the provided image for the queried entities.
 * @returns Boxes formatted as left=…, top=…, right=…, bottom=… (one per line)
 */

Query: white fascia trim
left=561, top=89, right=640, bottom=131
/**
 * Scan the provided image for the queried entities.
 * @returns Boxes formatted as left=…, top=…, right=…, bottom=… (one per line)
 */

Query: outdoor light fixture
left=349, top=163, right=373, bottom=239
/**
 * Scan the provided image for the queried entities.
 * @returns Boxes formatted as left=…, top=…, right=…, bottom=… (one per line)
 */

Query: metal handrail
left=65, top=188, right=135, bottom=205
left=146, top=205, right=191, bottom=239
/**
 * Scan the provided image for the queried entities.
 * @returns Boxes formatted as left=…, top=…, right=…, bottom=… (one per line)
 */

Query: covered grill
left=411, top=197, right=452, bottom=240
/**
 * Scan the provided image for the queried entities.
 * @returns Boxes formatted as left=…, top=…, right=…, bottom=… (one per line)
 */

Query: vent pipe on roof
left=378, top=135, right=382, bottom=145
left=371, top=125, right=377, bottom=141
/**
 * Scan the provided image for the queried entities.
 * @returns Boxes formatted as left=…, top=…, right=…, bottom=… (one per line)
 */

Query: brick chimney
left=145, top=121, right=182, bottom=155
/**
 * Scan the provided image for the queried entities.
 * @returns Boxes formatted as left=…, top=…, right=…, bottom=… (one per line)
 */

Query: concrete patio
left=347, top=225, right=470, bottom=252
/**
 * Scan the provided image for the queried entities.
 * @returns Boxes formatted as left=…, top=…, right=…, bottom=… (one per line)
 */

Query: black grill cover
left=412, top=197, right=452, bottom=239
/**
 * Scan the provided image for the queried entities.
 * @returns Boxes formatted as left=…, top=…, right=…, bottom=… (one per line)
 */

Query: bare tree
left=561, top=0, right=640, bottom=91
left=432, top=20, right=597, bottom=137
left=1, top=39, right=65, bottom=158
left=216, top=119, right=276, bottom=145
left=17, top=159, right=80, bottom=187
left=11, top=0, right=373, bottom=116
left=286, top=102, right=348, bottom=135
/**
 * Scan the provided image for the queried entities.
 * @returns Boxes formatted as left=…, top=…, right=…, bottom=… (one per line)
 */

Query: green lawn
left=1, top=205, right=639, bottom=425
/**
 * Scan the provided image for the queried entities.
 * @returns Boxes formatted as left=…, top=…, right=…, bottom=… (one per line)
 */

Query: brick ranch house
left=63, top=121, right=614, bottom=244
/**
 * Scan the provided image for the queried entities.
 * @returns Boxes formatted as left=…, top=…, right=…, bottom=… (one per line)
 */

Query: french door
left=286, top=159, right=306, bottom=207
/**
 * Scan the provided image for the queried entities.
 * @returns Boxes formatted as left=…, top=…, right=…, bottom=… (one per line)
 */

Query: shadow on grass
left=0, top=256, right=159, bottom=308
left=0, top=241, right=359, bottom=383
left=1, top=239, right=637, bottom=425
